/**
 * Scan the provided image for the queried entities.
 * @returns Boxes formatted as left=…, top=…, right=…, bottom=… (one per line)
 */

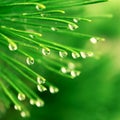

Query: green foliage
left=0, top=0, right=109, bottom=118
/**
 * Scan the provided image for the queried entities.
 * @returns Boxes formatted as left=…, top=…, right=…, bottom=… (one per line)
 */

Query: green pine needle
left=0, top=0, right=108, bottom=118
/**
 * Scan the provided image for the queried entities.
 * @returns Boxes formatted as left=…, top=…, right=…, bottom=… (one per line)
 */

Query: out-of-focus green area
left=1, top=0, right=120, bottom=120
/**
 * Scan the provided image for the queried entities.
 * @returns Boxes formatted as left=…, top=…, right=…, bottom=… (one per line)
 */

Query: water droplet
left=68, top=62, right=75, bottom=70
left=70, top=70, right=81, bottom=78
left=8, top=42, right=17, bottom=51
left=59, top=51, right=68, bottom=58
left=40, top=13, right=45, bottom=17
left=42, top=48, right=50, bottom=56
left=51, top=27, right=57, bottom=31
left=29, top=34, right=34, bottom=38
left=14, top=105, right=21, bottom=111
left=61, top=67, right=67, bottom=73
left=21, top=111, right=30, bottom=118
left=49, top=86, right=59, bottom=94
left=18, top=93, right=26, bottom=101
left=68, top=24, right=78, bottom=31
left=35, top=99, right=44, bottom=107
left=87, top=51, right=94, bottom=57
left=37, top=84, right=47, bottom=92
left=90, top=37, right=97, bottom=44
left=72, top=52, right=80, bottom=59
left=37, top=76, right=46, bottom=84
left=73, top=18, right=79, bottom=23
left=26, top=56, right=34, bottom=65
left=80, top=52, right=87, bottom=59
left=30, top=99, right=36, bottom=105
left=36, top=4, right=46, bottom=11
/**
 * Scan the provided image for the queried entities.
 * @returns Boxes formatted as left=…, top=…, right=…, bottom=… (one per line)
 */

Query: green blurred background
left=1, top=0, right=120, bottom=120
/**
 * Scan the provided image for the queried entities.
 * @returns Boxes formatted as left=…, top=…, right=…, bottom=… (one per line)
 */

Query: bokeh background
left=1, top=0, right=120, bottom=120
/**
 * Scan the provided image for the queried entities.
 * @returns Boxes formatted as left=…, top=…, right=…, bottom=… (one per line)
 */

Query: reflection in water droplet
left=35, top=99, right=44, bottom=107
left=90, top=37, right=97, bottom=44
left=59, top=51, right=68, bottom=58
left=68, top=62, right=75, bottom=70
left=80, top=52, right=87, bottom=59
left=18, top=93, right=26, bottom=101
left=61, top=67, right=67, bottom=73
left=21, top=111, right=30, bottom=118
left=14, top=105, right=21, bottom=111
left=29, top=99, right=36, bottom=105
left=87, top=51, right=94, bottom=57
left=49, top=86, right=59, bottom=94
left=8, top=43, right=17, bottom=51
left=72, top=52, right=80, bottom=59
left=51, top=27, right=57, bottom=31
left=70, top=70, right=81, bottom=78
left=29, top=34, right=34, bottom=38
left=36, top=4, right=46, bottom=11
left=26, top=56, right=34, bottom=65
left=37, top=76, right=46, bottom=84
left=40, top=13, right=44, bottom=17
left=73, top=18, right=79, bottom=23
left=68, top=24, right=78, bottom=31
left=42, top=48, right=50, bottom=56
left=37, top=84, right=47, bottom=92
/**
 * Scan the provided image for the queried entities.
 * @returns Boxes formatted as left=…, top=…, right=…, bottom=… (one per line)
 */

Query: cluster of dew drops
left=9, top=36, right=98, bottom=118
left=14, top=76, right=59, bottom=117
left=6, top=3, right=102, bottom=118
